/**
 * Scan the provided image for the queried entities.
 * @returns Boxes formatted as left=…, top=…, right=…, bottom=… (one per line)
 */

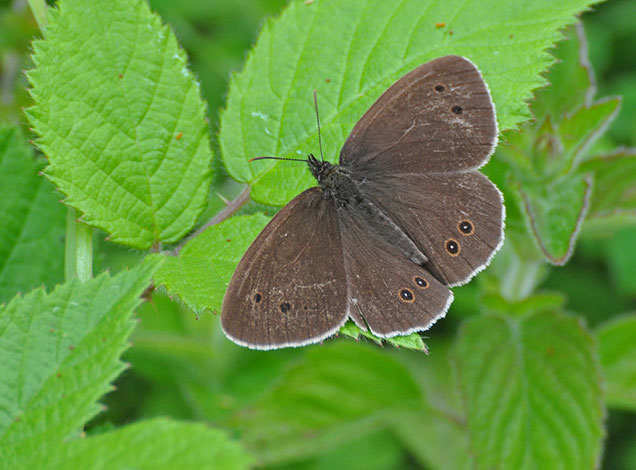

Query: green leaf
left=557, top=97, right=621, bottom=170
left=220, top=0, right=600, bottom=206
left=235, top=342, right=421, bottom=465
left=27, top=0, right=212, bottom=249
left=532, top=23, right=594, bottom=119
left=153, top=213, right=270, bottom=314
left=517, top=174, right=591, bottom=265
left=580, top=149, right=636, bottom=218
left=0, top=125, right=65, bottom=304
left=22, top=418, right=251, bottom=470
left=338, top=320, right=428, bottom=351
left=597, top=314, right=636, bottom=411
left=0, top=258, right=161, bottom=467
left=455, top=311, right=604, bottom=470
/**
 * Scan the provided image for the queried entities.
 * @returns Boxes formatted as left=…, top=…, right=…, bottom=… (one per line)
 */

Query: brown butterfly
left=222, top=56, right=504, bottom=349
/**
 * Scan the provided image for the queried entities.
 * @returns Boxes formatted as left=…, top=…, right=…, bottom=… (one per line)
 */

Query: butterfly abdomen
left=354, top=200, right=429, bottom=266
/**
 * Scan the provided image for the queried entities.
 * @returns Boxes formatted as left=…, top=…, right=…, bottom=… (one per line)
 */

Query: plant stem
left=28, top=0, right=93, bottom=281
left=174, top=185, right=251, bottom=255
left=500, top=256, right=543, bottom=300
left=26, top=0, right=47, bottom=29
left=65, top=209, right=93, bottom=282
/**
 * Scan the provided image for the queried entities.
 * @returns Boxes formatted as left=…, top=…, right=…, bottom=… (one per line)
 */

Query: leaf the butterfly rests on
left=222, top=56, right=504, bottom=350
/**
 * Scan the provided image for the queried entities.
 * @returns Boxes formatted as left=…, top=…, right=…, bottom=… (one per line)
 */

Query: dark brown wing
left=337, top=206, right=453, bottom=337
left=221, top=188, right=348, bottom=349
left=340, top=56, right=497, bottom=173
left=358, top=171, right=504, bottom=287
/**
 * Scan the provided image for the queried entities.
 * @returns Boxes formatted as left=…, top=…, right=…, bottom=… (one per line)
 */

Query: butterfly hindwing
left=338, top=206, right=453, bottom=337
left=359, top=171, right=504, bottom=286
left=221, top=188, right=348, bottom=349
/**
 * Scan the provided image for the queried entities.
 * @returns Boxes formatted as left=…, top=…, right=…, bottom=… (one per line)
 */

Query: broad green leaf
left=154, top=213, right=270, bottom=314
left=0, top=258, right=161, bottom=467
left=517, top=174, right=591, bottom=265
left=580, top=149, right=636, bottom=218
left=597, top=314, right=636, bottom=410
left=0, top=125, right=65, bottom=304
left=235, top=342, right=421, bottom=465
left=27, top=0, right=212, bottom=249
left=456, top=311, right=603, bottom=470
left=557, top=97, right=621, bottom=170
left=220, top=0, right=600, bottom=206
left=22, top=418, right=251, bottom=470
left=532, top=23, right=594, bottom=119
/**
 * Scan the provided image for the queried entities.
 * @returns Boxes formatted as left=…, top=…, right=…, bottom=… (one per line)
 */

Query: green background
left=1, top=0, right=635, bottom=468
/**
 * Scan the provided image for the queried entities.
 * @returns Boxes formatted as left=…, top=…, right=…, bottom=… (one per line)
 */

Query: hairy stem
left=65, top=209, right=93, bottom=282
left=174, top=185, right=251, bottom=255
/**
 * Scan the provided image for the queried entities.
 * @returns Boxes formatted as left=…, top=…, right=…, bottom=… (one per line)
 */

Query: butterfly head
left=307, top=153, right=335, bottom=185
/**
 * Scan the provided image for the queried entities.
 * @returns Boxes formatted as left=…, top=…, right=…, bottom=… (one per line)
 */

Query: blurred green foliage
left=1, top=0, right=635, bottom=468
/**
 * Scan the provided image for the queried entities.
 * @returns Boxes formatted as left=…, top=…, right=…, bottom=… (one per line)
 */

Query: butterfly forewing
left=221, top=188, right=348, bottom=349
left=340, top=55, right=498, bottom=173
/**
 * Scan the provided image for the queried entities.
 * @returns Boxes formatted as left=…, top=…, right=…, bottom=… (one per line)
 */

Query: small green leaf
left=27, top=0, right=212, bottom=249
left=580, top=149, right=636, bottom=218
left=517, top=174, right=591, bottom=265
left=21, top=418, right=251, bottom=470
left=339, top=321, right=428, bottom=351
left=557, top=97, right=621, bottom=170
left=0, top=258, right=161, bottom=467
left=597, top=314, right=636, bottom=410
left=153, top=213, right=270, bottom=314
left=220, top=0, right=600, bottom=206
left=532, top=23, right=594, bottom=119
left=0, top=125, right=65, bottom=304
left=235, top=342, right=420, bottom=465
left=456, top=311, right=604, bottom=470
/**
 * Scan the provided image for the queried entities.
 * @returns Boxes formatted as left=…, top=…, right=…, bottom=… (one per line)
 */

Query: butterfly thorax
left=308, top=154, right=361, bottom=208
left=307, top=154, right=429, bottom=266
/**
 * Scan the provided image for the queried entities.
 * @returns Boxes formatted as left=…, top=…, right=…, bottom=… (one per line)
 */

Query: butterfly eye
left=458, top=220, right=474, bottom=235
left=279, top=302, right=291, bottom=313
left=253, top=292, right=263, bottom=303
left=434, top=84, right=445, bottom=92
left=413, top=276, right=429, bottom=289
left=399, top=288, right=415, bottom=303
left=452, top=105, right=463, bottom=114
left=445, top=239, right=460, bottom=256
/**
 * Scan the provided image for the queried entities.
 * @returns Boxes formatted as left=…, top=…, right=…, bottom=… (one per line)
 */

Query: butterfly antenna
left=313, top=90, right=325, bottom=162
left=248, top=156, right=307, bottom=163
